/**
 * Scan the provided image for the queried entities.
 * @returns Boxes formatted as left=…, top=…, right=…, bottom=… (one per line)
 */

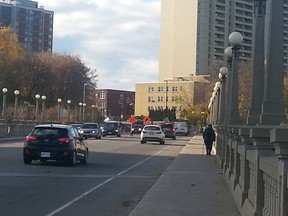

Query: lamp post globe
left=224, top=47, right=233, bottom=59
left=220, top=67, right=228, bottom=76
left=57, top=98, right=62, bottom=103
left=215, top=81, right=221, bottom=89
left=229, top=32, right=243, bottom=46
left=2, top=88, right=8, bottom=94
left=35, top=94, right=40, bottom=99
left=41, top=95, right=46, bottom=100
left=14, top=90, right=20, bottom=95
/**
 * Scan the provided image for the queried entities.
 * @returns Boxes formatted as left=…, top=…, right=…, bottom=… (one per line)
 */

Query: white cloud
left=37, top=0, right=160, bottom=91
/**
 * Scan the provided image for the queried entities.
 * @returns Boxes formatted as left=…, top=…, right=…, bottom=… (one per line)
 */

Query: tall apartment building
left=159, top=0, right=288, bottom=81
left=0, top=0, right=53, bottom=53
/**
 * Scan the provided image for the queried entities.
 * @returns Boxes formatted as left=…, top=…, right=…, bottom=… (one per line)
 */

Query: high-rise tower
left=0, top=0, right=53, bottom=53
left=159, top=0, right=288, bottom=81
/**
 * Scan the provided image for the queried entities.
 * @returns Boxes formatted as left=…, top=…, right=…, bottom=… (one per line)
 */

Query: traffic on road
left=0, top=132, right=191, bottom=216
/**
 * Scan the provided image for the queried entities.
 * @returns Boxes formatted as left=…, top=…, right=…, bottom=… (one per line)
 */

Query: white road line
left=46, top=146, right=170, bottom=216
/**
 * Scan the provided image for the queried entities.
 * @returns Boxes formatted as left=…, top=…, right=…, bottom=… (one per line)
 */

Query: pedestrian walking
left=202, top=124, right=215, bottom=155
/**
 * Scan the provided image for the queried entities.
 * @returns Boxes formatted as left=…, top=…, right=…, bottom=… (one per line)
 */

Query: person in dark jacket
left=202, top=124, right=215, bottom=155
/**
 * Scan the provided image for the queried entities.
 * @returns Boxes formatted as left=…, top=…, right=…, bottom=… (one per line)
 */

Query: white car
left=140, top=125, right=165, bottom=144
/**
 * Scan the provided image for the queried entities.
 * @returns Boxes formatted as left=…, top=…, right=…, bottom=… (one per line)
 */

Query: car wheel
left=160, top=140, right=165, bottom=145
left=141, top=140, right=146, bottom=144
left=173, top=136, right=176, bottom=140
left=80, top=150, right=88, bottom=164
left=68, top=151, right=76, bottom=166
left=23, top=156, right=32, bottom=165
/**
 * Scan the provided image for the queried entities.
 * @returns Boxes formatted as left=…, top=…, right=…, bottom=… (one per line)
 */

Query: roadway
left=0, top=134, right=190, bottom=216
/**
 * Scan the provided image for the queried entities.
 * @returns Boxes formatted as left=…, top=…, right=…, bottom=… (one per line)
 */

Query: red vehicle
left=159, top=122, right=176, bottom=140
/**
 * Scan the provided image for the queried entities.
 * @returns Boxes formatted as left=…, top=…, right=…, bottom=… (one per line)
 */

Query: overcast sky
left=37, top=0, right=161, bottom=91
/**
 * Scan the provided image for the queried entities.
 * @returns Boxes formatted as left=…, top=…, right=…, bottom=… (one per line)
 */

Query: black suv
left=23, top=124, right=88, bottom=166
left=159, top=123, right=176, bottom=140
left=102, top=121, right=121, bottom=137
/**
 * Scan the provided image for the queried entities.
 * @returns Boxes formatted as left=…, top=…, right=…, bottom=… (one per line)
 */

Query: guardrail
left=216, top=123, right=288, bottom=216
left=0, top=123, right=35, bottom=138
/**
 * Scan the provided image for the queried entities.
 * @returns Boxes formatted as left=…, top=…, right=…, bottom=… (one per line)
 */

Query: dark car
left=159, top=123, right=176, bottom=140
left=102, top=121, right=121, bottom=137
left=23, top=124, right=88, bottom=166
left=78, top=123, right=102, bottom=139
left=131, top=123, right=143, bottom=134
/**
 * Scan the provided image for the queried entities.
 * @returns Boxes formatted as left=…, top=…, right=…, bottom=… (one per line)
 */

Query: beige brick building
left=135, top=75, right=209, bottom=117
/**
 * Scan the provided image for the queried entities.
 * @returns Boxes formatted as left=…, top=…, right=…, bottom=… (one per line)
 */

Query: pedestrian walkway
left=129, top=134, right=240, bottom=216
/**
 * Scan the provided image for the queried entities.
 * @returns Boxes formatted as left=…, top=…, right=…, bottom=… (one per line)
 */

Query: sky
left=36, top=0, right=161, bottom=91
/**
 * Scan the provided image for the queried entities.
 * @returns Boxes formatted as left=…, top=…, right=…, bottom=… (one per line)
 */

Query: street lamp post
left=79, top=102, right=83, bottom=122
left=57, top=98, right=62, bottom=121
left=246, top=0, right=266, bottom=125
left=82, top=103, right=86, bottom=122
left=14, top=90, right=20, bottom=120
left=35, top=94, right=40, bottom=120
left=41, top=95, right=46, bottom=121
left=2, top=88, right=8, bottom=119
left=218, top=67, right=228, bottom=125
left=224, top=47, right=233, bottom=124
left=227, top=32, right=243, bottom=125
left=67, top=100, right=71, bottom=122
left=83, top=83, right=88, bottom=104
left=92, top=105, right=96, bottom=122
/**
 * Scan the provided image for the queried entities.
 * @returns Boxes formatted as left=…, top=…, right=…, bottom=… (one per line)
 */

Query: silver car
left=140, top=125, right=165, bottom=144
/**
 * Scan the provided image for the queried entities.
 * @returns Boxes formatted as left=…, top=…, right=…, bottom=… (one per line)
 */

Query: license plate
left=41, top=152, right=50, bottom=158
left=149, top=132, right=154, bottom=135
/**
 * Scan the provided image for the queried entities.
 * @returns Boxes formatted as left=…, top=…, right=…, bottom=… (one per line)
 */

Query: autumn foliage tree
left=0, top=27, right=97, bottom=121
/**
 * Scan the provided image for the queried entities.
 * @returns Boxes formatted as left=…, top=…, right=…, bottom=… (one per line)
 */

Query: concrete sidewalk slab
left=129, top=135, right=240, bottom=216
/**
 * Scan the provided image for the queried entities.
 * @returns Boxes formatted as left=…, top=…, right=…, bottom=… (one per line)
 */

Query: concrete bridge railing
left=215, top=123, right=288, bottom=216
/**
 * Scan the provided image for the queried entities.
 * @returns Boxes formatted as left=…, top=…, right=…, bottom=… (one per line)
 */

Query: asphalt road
left=0, top=134, right=190, bottom=216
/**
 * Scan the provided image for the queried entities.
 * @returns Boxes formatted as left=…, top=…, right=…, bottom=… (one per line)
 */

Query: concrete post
left=260, top=0, right=285, bottom=125
left=246, top=0, right=266, bottom=125
left=270, top=123, right=288, bottom=216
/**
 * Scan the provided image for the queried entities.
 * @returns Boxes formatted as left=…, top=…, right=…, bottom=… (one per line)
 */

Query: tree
left=0, top=27, right=23, bottom=100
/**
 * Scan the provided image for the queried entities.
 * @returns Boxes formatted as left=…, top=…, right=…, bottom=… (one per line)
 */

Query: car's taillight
left=58, top=138, right=72, bottom=144
left=142, top=131, right=147, bottom=133
left=156, top=131, right=161, bottom=134
left=25, top=136, right=37, bottom=141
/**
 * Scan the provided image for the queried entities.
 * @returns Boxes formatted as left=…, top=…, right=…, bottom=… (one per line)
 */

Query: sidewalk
left=129, top=135, right=240, bottom=216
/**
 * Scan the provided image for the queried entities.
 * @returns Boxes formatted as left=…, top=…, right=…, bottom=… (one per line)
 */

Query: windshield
left=104, top=123, right=118, bottom=129
left=81, top=124, right=98, bottom=129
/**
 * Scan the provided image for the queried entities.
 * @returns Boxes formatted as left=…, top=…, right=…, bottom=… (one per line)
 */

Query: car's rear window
left=81, top=124, right=98, bottom=129
left=31, top=128, right=68, bottom=137
left=145, top=126, right=160, bottom=131
left=104, top=123, right=118, bottom=129
left=161, top=124, right=173, bottom=129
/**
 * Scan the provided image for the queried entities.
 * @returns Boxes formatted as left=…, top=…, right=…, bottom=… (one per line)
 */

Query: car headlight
left=79, top=130, right=83, bottom=133
left=92, top=130, right=96, bottom=133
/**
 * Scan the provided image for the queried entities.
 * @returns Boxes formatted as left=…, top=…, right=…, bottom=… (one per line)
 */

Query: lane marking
left=0, top=173, right=158, bottom=179
left=46, top=146, right=169, bottom=216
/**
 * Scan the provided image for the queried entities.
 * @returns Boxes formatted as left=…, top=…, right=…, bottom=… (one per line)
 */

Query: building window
left=119, top=103, right=123, bottom=108
left=100, top=93, right=105, bottom=99
left=148, top=87, right=154, bottom=92
left=158, top=96, right=164, bottom=102
left=148, top=96, right=154, bottom=102
left=120, top=94, right=124, bottom=99
left=172, top=86, right=178, bottom=92
left=158, top=86, right=164, bottom=92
